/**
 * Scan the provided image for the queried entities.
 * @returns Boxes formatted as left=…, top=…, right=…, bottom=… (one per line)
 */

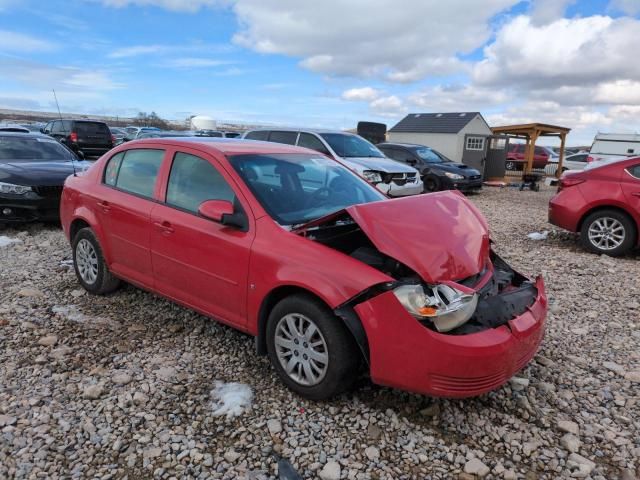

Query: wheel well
left=255, top=286, right=369, bottom=365
left=577, top=206, right=638, bottom=239
left=69, top=219, right=90, bottom=242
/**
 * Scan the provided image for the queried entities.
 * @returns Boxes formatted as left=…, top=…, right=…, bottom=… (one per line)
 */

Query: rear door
left=75, top=121, right=112, bottom=149
left=150, top=147, right=254, bottom=328
left=621, top=163, right=640, bottom=220
left=96, top=148, right=165, bottom=287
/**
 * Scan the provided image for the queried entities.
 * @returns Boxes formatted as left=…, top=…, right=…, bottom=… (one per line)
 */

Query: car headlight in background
left=393, top=283, right=478, bottom=332
left=362, top=170, right=383, bottom=183
left=444, top=172, right=465, bottom=180
left=0, top=182, right=32, bottom=195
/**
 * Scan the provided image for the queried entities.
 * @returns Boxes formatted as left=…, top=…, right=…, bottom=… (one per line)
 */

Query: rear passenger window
left=269, top=131, right=298, bottom=145
left=104, top=152, right=124, bottom=186
left=245, top=131, right=269, bottom=141
left=112, top=149, right=164, bottom=198
left=166, top=152, right=235, bottom=213
left=297, top=133, right=331, bottom=155
left=628, top=165, right=640, bottom=179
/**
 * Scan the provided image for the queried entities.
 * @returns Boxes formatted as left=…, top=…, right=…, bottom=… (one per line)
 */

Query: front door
left=484, top=135, right=509, bottom=179
left=621, top=163, right=640, bottom=218
left=150, top=149, right=254, bottom=328
left=462, top=134, right=489, bottom=174
left=96, top=148, right=165, bottom=287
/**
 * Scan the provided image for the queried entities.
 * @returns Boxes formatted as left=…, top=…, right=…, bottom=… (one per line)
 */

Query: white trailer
left=589, top=133, right=640, bottom=161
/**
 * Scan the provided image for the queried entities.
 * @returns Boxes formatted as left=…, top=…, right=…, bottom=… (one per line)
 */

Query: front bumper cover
left=0, top=192, right=61, bottom=223
left=353, top=276, right=546, bottom=398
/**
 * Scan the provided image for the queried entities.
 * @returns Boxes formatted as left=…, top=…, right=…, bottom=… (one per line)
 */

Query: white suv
left=243, top=128, right=423, bottom=196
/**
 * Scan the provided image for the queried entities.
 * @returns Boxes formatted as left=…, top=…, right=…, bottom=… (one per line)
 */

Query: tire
left=580, top=210, right=636, bottom=257
left=423, top=175, right=441, bottom=192
left=505, top=161, right=517, bottom=171
left=266, top=294, right=360, bottom=400
left=72, top=227, right=121, bottom=294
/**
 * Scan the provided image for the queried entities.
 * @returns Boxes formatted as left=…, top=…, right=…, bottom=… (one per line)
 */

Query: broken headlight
left=393, top=284, right=478, bottom=332
left=0, top=182, right=32, bottom=195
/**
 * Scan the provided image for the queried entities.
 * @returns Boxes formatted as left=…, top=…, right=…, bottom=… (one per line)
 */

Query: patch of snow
left=0, top=236, right=21, bottom=248
left=527, top=231, right=549, bottom=241
left=210, top=381, right=253, bottom=418
left=52, top=304, right=120, bottom=329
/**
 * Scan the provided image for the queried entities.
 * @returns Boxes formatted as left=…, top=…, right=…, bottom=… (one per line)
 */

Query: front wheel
left=423, top=175, right=441, bottom=192
left=505, top=161, right=517, bottom=171
left=72, top=227, right=121, bottom=294
left=266, top=294, right=360, bottom=400
left=580, top=210, right=636, bottom=257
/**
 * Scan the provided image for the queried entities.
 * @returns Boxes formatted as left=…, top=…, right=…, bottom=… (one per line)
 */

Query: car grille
left=469, top=175, right=481, bottom=180
left=33, top=186, right=63, bottom=197
left=388, top=172, right=417, bottom=186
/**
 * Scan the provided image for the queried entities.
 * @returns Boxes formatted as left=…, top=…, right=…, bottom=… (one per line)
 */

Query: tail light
left=558, top=177, right=585, bottom=192
left=69, top=132, right=78, bottom=143
left=111, top=134, right=116, bottom=144
left=586, top=155, right=595, bottom=162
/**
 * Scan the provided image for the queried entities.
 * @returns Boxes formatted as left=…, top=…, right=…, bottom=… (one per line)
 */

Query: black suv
left=42, top=120, right=114, bottom=157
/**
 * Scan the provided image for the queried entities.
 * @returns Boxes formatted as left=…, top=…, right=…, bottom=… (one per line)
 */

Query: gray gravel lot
left=1, top=185, right=639, bottom=479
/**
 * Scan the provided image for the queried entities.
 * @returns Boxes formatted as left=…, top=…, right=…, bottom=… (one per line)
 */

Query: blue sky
left=1, top=0, right=639, bottom=144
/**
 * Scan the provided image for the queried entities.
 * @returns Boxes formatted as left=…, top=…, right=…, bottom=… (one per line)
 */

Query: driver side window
left=166, top=152, right=235, bottom=214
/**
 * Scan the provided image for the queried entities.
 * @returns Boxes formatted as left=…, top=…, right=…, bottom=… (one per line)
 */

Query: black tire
left=505, top=161, right=517, bottom=171
left=423, top=175, right=441, bottom=192
left=266, top=294, right=360, bottom=400
left=72, top=227, right=121, bottom=294
left=580, top=209, right=636, bottom=257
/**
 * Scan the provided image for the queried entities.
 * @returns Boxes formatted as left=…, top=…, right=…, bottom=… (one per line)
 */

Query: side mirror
left=76, top=150, right=85, bottom=160
left=198, top=199, right=234, bottom=223
left=40, top=127, right=45, bottom=133
left=406, top=158, right=417, bottom=166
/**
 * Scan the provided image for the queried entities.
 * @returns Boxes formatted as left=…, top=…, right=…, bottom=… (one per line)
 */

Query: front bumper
left=354, top=276, right=547, bottom=397
left=0, top=192, right=61, bottom=223
left=442, top=177, right=483, bottom=192
left=376, top=179, right=424, bottom=197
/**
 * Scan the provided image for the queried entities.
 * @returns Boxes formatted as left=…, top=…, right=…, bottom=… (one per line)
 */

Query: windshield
left=230, top=153, right=386, bottom=226
left=320, top=133, right=384, bottom=158
left=415, top=147, right=451, bottom=163
left=0, top=136, right=76, bottom=161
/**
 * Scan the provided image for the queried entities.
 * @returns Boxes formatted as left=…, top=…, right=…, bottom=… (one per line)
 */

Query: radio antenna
left=52, top=89, right=77, bottom=177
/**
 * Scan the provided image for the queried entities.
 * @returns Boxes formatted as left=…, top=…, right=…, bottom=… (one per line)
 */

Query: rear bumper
left=548, top=193, right=582, bottom=232
left=0, top=193, right=61, bottom=223
left=355, top=277, right=547, bottom=398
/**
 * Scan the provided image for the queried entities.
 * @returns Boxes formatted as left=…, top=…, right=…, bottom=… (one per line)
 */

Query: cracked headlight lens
left=393, top=283, right=478, bottom=332
left=362, top=170, right=383, bottom=183
left=0, top=182, right=32, bottom=195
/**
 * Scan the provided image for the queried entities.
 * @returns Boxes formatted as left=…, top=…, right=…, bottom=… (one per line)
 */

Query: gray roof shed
left=389, top=112, right=487, bottom=134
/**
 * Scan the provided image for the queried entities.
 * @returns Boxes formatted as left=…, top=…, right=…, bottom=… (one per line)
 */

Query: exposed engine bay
left=297, top=214, right=538, bottom=336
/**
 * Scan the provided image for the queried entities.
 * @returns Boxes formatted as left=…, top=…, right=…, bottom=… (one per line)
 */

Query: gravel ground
left=0, top=185, right=638, bottom=480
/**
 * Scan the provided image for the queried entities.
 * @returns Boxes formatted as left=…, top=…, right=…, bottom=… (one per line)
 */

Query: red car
left=549, top=158, right=640, bottom=256
left=60, top=139, right=547, bottom=399
left=506, top=144, right=550, bottom=170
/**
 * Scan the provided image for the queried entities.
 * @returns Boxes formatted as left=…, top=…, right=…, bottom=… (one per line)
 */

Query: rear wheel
left=72, top=228, right=121, bottom=294
left=505, top=160, right=517, bottom=171
left=580, top=210, right=636, bottom=257
left=266, top=294, right=360, bottom=400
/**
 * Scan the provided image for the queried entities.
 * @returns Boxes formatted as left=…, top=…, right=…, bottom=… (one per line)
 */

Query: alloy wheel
left=274, top=313, right=329, bottom=386
left=76, top=238, right=99, bottom=285
left=588, top=217, right=625, bottom=251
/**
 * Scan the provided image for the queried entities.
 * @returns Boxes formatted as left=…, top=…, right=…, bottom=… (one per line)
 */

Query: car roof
left=378, top=142, right=429, bottom=149
left=245, top=127, right=355, bottom=135
left=124, top=137, right=319, bottom=156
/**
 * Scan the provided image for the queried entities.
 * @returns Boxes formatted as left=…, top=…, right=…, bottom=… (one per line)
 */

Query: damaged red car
left=60, top=139, right=547, bottom=400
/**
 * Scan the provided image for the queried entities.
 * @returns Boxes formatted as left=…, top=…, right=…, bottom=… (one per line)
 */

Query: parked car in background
left=223, top=131, right=241, bottom=138
left=378, top=142, right=482, bottom=193
left=195, top=129, right=224, bottom=137
left=0, top=132, right=90, bottom=223
left=549, top=157, right=640, bottom=256
left=243, top=128, right=423, bottom=196
left=546, top=152, right=589, bottom=175
left=60, top=138, right=546, bottom=399
left=588, top=133, right=640, bottom=162
left=0, top=124, right=30, bottom=133
left=505, top=143, right=550, bottom=170
left=123, top=126, right=161, bottom=141
left=42, top=119, right=114, bottom=157
left=136, top=130, right=195, bottom=139
left=109, top=127, right=128, bottom=145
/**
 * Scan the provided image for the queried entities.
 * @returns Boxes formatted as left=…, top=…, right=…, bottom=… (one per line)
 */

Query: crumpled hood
left=296, top=191, right=490, bottom=284
left=339, top=156, right=418, bottom=174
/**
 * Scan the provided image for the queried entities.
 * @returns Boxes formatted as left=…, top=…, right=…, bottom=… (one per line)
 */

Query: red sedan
left=60, top=138, right=546, bottom=399
left=549, top=158, right=640, bottom=256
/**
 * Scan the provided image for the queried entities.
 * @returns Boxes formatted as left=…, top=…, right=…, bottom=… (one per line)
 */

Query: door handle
left=632, top=192, right=640, bottom=198
left=153, top=221, right=174, bottom=234
left=97, top=200, right=110, bottom=212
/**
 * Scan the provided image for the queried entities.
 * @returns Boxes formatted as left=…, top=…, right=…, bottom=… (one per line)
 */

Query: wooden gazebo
left=491, top=123, right=571, bottom=178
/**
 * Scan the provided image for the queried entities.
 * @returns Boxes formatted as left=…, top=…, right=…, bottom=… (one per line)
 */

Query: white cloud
left=100, top=0, right=222, bottom=12
left=529, top=0, right=576, bottom=25
left=0, top=30, right=57, bottom=52
left=341, top=87, right=381, bottom=102
left=229, top=0, right=519, bottom=82
left=610, top=0, right=640, bottom=16
left=160, top=57, right=234, bottom=68
left=473, top=15, right=640, bottom=89
left=409, top=84, right=510, bottom=112
left=108, top=44, right=167, bottom=58
left=370, top=95, right=405, bottom=117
